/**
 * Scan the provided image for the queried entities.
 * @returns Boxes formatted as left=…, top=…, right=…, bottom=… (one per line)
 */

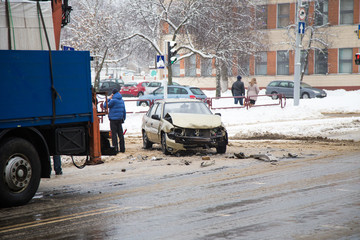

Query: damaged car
left=141, top=99, right=228, bottom=155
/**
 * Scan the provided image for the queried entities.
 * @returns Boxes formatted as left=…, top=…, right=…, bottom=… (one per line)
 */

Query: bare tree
left=281, top=0, right=333, bottom=82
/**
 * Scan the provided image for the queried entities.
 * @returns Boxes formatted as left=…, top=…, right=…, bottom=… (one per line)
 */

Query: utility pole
left=294, top=0, right=304, bottom=106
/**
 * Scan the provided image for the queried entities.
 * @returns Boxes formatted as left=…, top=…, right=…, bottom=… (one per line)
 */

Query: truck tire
left=0, top=138, right=41, bottom=207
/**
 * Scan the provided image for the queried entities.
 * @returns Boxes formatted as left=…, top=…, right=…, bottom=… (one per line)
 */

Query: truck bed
left=0, top=50, right=93, bottom=129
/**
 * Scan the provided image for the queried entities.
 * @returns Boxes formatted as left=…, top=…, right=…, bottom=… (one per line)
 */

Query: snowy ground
left=99, top=89, right=360, bottom=141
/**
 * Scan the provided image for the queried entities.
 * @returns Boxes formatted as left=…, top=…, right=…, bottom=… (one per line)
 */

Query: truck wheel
left=0, top=138, right=41, bottom=207
left=142, top=131, right=153, bottom=149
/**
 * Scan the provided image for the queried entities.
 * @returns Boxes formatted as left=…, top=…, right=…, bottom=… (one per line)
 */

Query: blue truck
left=0, top=50, right=115, bottom=207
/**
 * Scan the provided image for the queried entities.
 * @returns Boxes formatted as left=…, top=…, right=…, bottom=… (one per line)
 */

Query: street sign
left=358, top=25, right=360, bottom=39
left=156, top=55, right=165, bottom=69
left=299, top=22, right=305, bottom=34
left=299, top=8, right=306, bottom=21
left=62, top=45, right=74, bottom=51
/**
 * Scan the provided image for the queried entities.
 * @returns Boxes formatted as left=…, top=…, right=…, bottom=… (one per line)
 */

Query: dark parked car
left=265, top=80, right=327, bottom=99
left=98, top=81, right=123, bottom=95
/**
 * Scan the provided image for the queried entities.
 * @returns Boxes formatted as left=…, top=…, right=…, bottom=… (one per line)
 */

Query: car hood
left=168, top=113, right=222, bottom=129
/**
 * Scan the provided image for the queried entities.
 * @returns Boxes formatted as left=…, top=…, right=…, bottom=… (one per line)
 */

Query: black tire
left=271, top=92, right=278, bottom=100
left=301, top=92, right=310, bottom=99
left=216, top=142, right=227, bottom=154
left=142, top=131, right=153, bottom=149
left=137, top=92, right=144, bottom=97
left=0, top=138, right=41, bottom=207
left=161, top=132, right=170, bottom=155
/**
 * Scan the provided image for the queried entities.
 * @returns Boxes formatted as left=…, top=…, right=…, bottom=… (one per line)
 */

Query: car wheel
left=216, top=142, right=227, bottom=154
left=137, top=92, right=144, bottom=97
left=161, top=132, right=170, bottom=155
left=0, top=138, right=41, bottom=207
left=142, top=131, right=153, bottom=149
left=302, top=93, right=310, bottom=99
left=140, top=101, right=148, bottom=107
left=271, top=92, right=278, bottom=100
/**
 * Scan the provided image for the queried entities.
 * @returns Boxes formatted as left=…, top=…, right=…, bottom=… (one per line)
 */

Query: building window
left=255, top=52, right=267, bottom=75
left=314, top=0, right=328, bottom=26
left=339, top=48, right=352, bottom=73
left=277, top=3, right=290, bottom=28
left=340, top=0, right=353, bottom=25
left=257, top=5, right=267, bottom=29
left=201, top=58, right=212, bottom=77
left=172, top=54, right=180, bottom=77
left=237, top=54, right=250, bottom=76
left=315, top=49, right=328, bottom=74
left=185, top=54, right=196, bottom=77
left=300, top=50, right=309, bottom=75
left=277, top=51, right=289, bottom=75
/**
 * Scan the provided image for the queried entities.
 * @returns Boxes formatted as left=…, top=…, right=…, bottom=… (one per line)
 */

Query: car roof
left=156, top=98, right=203, bottom=104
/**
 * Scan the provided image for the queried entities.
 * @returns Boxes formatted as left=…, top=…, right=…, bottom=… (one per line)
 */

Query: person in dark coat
left=104, top=88, right=126, bottom=153
left=231, top=75, right=245, bottom=105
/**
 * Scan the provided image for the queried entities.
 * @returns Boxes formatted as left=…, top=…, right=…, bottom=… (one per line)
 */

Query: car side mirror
left=215, top=113, right=221, bottom=116
left=151, top=114, right=160, bottom=120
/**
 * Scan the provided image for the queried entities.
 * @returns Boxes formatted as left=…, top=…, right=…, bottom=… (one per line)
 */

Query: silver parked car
left=141, top=99, right=228, bottom=155
left=265, top=80, right=327, bottom=99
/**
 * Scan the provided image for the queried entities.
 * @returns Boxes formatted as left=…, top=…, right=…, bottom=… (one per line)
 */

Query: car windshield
left=300, top=82, right=312, bottom=88
left=190, top=88, right=205, bottom=95
left=163, top=102, right=212, bottom=115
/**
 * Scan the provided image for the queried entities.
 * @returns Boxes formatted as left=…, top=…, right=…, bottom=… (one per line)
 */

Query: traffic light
left=355, top=53, right=360, bottom=65
left=167, top=41, right=177, bottom=65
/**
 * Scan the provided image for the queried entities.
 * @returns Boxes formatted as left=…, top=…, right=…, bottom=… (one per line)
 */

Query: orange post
left=88, top=94, right=104, bottom=165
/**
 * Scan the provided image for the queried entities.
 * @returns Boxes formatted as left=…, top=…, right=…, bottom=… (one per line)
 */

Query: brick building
left=168, top=0, right=360, bottom=90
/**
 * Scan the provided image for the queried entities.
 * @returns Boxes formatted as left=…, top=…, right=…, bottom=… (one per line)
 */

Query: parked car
left=137, top=85, right=207, bottom=106
left=265, top=80, right=327, bottom=99
left=120, top=81, right=149, bottom=97
left=144, top=81, right=180, bottom=95
left=98, top=81, right=122, bottom=95
left=141, top=99, right=228, bottom=155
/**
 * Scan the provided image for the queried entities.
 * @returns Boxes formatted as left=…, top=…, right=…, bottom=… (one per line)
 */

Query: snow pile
left=100, top=89, right=360, bottom=141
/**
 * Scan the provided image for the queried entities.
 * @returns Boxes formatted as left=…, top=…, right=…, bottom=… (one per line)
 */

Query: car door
left=278, top=81, right=292, bottom=97
left=146, top=102, right=162, bottom=143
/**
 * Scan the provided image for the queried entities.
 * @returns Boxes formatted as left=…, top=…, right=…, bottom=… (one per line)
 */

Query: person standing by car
left=231, top=75, right=245, bottom=105
left=247, top=78, right=260, bottom=107
left=104, top=88, right=126, bottom=153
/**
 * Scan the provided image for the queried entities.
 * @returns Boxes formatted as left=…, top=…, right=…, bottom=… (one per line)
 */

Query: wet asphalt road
left=1, top=153, right=360, bottom=240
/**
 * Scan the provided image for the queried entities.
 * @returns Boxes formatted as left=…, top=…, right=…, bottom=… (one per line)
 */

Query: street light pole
left=293, top=0, right=303, bottom=106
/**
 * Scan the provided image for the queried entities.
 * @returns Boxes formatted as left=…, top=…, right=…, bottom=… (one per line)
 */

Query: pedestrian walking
left=231, top=75, right=245, bottom=105
left=53, top=155, right=62, bottom=175
left=104, top=88, right=126, bottom=153
left=247, top=78, right=260, bottom=107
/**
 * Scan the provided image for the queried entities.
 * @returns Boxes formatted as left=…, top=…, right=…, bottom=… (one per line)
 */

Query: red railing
left=207, top=94, right=286, bottom=110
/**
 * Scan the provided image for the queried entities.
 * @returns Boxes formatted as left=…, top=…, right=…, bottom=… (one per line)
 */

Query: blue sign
left=62, top=45, right=74, bottom=51
left=298, top=22, right=305, bottom=34
left=156, top=55, right=165, bottom=69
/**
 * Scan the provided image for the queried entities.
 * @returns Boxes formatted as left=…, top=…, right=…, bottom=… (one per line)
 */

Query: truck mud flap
left=56, top=127, right=86, bottom=154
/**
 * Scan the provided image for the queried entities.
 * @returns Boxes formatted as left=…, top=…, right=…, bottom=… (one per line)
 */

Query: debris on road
left=234, top=152, right=247, bottom=159
left=151, top=156, right=163, bottom=161
left=251, top=153, right=278, bottom=163
left=201, top=160, right=215, bottom=167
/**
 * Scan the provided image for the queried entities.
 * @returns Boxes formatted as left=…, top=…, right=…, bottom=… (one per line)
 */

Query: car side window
left=147, top=103, right=158, bottom=117
left=168, top=87, right=176, bottom=94
left=279, top=82, right=288, bottom=88
left=178, top=88, right=188, bottom=95
left=289, top=82, right=294, bottom=88
left=154, top=103, right=162, bottom=117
